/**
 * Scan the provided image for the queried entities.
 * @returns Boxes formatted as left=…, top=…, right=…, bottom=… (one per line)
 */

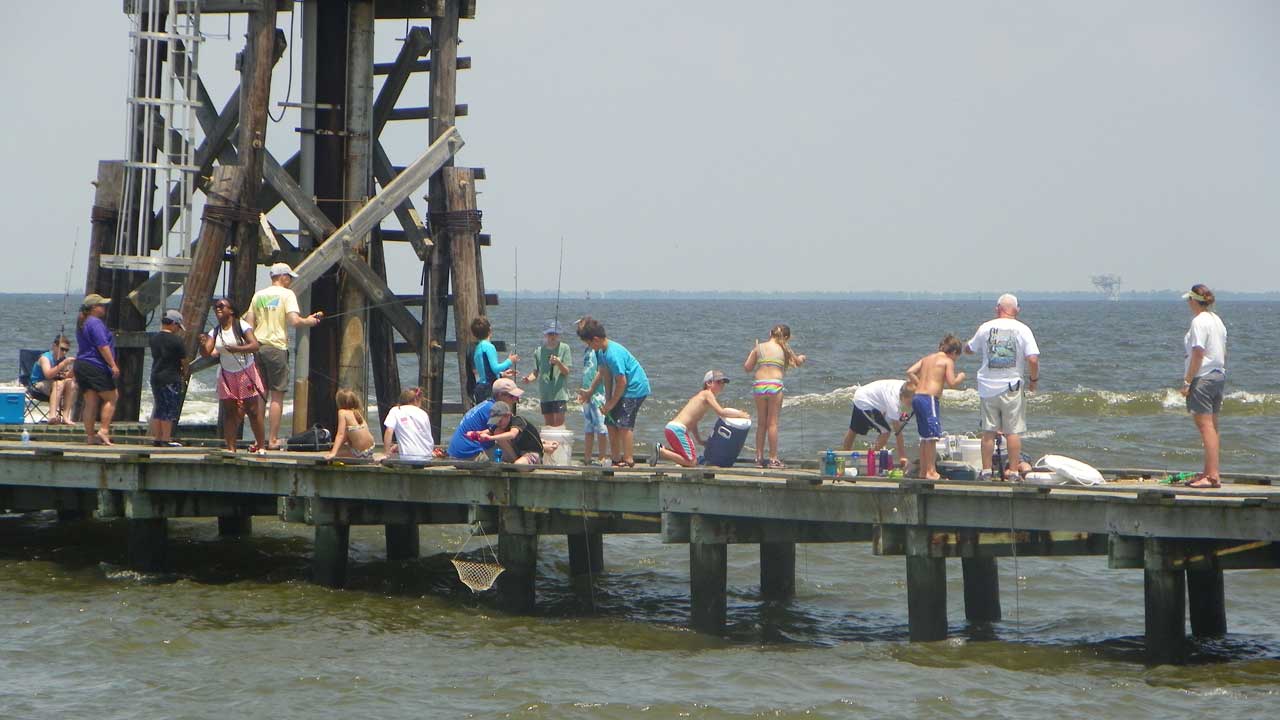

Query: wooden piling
left=567, top=532, right=604, bottom=577
left=1144, top=538, right=1187, bottom=664
left=689, top=515, right=728, bottom=633
left=217, top=515, right=253, bottom=537
left=497, top=509, right=537, bottom=613
left=444, top=167, right=483, bottom=404
left=180, top=166, right=245, bottom=359
left=961, top=556, right=1001, bottom=623
left=313, top=523, right=350, bottom=588
left=906, top=526, right=948, bottom=642
left=385, top=523, right=421, bottom=561
left=127, top=518, right=168, bottom=573
left=1186, top=550, right=1226, bottom=638
left=759, top=541, right=796, bottom=602
left=86, top=161, right=125, bottom=299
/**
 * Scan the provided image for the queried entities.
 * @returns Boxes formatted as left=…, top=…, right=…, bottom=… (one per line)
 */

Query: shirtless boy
left=649, top=370, right=750, bottom=467
left=906, top=335, right=966, bottom=480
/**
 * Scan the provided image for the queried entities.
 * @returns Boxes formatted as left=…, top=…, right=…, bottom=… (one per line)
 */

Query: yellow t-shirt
left=248, top=285, right=300, bottom=350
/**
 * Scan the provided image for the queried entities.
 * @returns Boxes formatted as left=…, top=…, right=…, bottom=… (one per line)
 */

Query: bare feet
left=922, top=472, right=942, bottom=480
left=1186, top=474, right=1221, bottom=489
left=96, top=430, right=113, bottom=446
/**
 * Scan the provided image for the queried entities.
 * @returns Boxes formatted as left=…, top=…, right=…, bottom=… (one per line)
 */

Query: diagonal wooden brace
left=339, top=246, right=423, bottom=352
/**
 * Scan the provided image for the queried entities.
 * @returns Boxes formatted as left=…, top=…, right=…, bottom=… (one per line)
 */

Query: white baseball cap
left=270, top=262, right=299, bottom=278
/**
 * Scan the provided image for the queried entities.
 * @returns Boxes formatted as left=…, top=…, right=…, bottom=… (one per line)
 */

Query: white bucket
left=958, top=438, right=983, bottom=470
left=540, top=425, right=574, bottom=466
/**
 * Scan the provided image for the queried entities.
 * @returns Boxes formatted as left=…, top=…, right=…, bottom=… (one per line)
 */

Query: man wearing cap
left=149, top=309, right=189, bottom=447
left=73, top=293, right=119, bottom=445
left=446, top=377, right=524, bottom=460
left=522, top=321, right=573, bottom=426
left=964, top=293, right=1040, bottom=479
left=480, top=400, right=549, bottom=464
left=650, top=370, right=749, bottom=467
left=245, top=263, right=324, bottom=450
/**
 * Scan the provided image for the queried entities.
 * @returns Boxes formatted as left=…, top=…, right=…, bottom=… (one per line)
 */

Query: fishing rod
left=60, top=228, right=80, bottom=338
left=553, top=236, right=564, bottom=329
left=512, top=245, right=519, bottom=359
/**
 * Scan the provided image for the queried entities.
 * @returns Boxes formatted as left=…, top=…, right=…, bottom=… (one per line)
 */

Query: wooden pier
left=3, top=441, right=1277, bottom=665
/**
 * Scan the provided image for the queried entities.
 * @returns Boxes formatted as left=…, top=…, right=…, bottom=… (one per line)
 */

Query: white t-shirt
left=208, top=320, right=256, bottom=374
left=1184, top=312, right=1227, bottom=378
left=853, top=379, right=906, bottom=418
left=966, top=317, right=1040, bottom=398
left=384, top=404, right=435, bottom=459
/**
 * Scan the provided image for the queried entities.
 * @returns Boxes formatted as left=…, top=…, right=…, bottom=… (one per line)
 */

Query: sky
left=1, top=1, right=1277, bottom=296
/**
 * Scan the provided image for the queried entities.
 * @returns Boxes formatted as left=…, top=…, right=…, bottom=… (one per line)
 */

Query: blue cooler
left=0, top=387, right=25, bottom=424
left=702, top=417, right=751, bottom=467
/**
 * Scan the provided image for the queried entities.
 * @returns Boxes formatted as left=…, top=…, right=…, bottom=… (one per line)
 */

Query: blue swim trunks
left=582, top=397, right=608, bottom=435
left=911, top=394, right=943, bottom=440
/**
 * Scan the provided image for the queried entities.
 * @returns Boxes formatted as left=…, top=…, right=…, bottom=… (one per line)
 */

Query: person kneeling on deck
left=478, top=401, right=559, bottom=464
left=446, top=378, right=524, bottom=460
left=31, top=335, right=77, bottom=424
left=650, top=370, right=749, bottom=467
left=244, top=263, right=324, bottom=451
left=383, top=387, right=435, bottom=461
left=841, top=378, right=914, bottom=469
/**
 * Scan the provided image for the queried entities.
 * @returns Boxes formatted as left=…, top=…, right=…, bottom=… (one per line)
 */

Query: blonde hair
left=335, top=389, right=366, bottom=424
left=396, top=387, right=424, bottom=407
left=769, top=324, right=800, bottom=368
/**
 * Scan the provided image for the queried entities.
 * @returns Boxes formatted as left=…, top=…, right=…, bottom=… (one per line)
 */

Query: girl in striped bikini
left=743, top=324, right=806, bottom=468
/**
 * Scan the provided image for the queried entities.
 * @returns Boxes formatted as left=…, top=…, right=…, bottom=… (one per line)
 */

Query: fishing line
left=553, top=237, right=564, bottom=328
left=1009, top=493, right=1022, bottom=635
left=512, top=245, right=519, bottom=356
left=61, top=228, right=80, bottom=337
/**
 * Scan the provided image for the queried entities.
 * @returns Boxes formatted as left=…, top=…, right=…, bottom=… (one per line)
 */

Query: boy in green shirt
left=523, top=321, right=573, bottom=426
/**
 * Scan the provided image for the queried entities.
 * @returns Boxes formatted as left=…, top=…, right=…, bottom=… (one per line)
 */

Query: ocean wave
left=774, top=383, right=1279, bottom=416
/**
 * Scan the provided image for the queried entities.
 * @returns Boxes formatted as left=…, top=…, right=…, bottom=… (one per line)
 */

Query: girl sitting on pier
left=200, top=298, right=268, bottom=454
left=325, top=389, right=376, bottom=461
left=743, top=324, right=806, bottom=469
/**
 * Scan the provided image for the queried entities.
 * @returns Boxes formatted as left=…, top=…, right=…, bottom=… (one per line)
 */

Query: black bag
left=287, top=423, right=333, bottom=452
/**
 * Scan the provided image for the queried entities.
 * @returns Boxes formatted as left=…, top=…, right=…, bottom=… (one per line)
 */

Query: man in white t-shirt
left=964, top=293, right=1040, bottom=479
left=382, top=391, right=436, bottom=460
left=841, top=378, right=914, bottom=468
left=244, top=263, right=324, bottom=450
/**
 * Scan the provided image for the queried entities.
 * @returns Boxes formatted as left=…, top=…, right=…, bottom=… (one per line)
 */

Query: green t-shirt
left=534, top=342, right=573, bottom=402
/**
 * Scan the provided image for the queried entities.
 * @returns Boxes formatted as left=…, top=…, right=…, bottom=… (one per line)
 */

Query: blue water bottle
left=823, top=449, right=836, bottom=476
left=494, top=448, right=503, bottom=464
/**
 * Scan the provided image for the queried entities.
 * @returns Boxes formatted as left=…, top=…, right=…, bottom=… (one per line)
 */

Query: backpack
left=287, top=423, right=333, bottom=452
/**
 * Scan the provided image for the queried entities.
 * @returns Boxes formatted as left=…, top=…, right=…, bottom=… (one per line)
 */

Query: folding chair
left=18, top=349, right=50, bottom=422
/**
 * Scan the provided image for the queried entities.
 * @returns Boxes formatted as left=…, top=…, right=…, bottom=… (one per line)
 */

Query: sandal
left=248, top=444, right=268, bottom=456
left=767, top=458, right=786, bottom=470
left=1186, top=475, right=1221, bottom=489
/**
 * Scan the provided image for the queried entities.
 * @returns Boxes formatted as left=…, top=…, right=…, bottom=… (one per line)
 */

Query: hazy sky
left=2, top=1, right=1276, bottom=295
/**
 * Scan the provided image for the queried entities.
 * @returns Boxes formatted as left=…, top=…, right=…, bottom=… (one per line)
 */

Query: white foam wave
left=783, top=384, right=859, bottom=409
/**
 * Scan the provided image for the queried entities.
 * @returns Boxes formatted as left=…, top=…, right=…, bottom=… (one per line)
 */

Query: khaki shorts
left=257, top=345, right=290, bottom=394
left=980, top=388, right=1026, bottom=434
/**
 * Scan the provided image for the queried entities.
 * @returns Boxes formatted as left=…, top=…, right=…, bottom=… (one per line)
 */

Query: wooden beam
left=373, top=0, right=477, bottom=20
left=124, top=0, right=288, bottom=12
left=289, top=126, right=464, bottom=294
left=86, top=161, right=125, bottom=298
left=179, top=166, right=245, bottom=361
left=338, top=247, right=423, bottom=351
left=372, top=26, right=432, bottom=137
left=373, top=142, right=430, bottom=260
left=445, top=167, right=483, bottom=410
left=381, top=230, right=487, bottom=246
left=373, top=56, right=471, bottom=75
left=386, top=104, right=468, bottom=122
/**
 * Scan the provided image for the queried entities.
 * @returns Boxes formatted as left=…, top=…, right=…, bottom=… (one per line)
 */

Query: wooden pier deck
left=2, top=440, right=1277, bottom=664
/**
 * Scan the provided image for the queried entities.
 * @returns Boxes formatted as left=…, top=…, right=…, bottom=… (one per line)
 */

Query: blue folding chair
left=18, top=349, right=50, bottom=422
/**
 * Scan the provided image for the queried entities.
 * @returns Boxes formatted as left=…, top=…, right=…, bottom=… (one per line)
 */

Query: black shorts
left=605, top=396, right=645, bottom=429
left=849, top=405, right=890, bottom=436
left=540, top=400, right=567, bottom=416
left=74, top=359, right=115, bottom=393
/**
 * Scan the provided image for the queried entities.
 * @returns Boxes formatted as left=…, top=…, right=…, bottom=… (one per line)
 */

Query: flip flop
left=1186, top=475, right=1221, bottom=489
left=767, top=458, right=786, bottom=469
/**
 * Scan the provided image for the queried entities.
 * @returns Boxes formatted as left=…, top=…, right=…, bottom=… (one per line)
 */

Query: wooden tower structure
left=88, top=0, right=494, bottom=437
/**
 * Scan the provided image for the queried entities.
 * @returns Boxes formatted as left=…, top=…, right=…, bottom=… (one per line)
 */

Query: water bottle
left=21, top=428, right=31, bottom=446
left=879, top=449, right=891, bottom=474
left=823, top=449, right=836, bottom=476
left=867, top=448, right=877, bottom=477
left=494, top=448, right=503, bottom=464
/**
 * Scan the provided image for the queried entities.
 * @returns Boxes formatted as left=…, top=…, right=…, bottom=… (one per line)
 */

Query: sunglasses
left=214, top=303, right=230, bottom=310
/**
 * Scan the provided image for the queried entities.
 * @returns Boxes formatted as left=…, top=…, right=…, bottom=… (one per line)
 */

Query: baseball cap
left=162, top=309, right=185, bottom=328
left=703, top=369, right=730, bottom=385
left=487, top=400, right=513, bottom=427
left=269, top=262, right=299, bottom=278
left=542, top=320, right=562, bottom=335
left=82, top=293, right=111, bottom=307
left=491, top=377, right=524, bottom=397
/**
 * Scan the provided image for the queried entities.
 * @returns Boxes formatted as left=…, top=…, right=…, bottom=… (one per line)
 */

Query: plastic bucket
left=540, top=425, right=574, bottom=466
left=958, top=438, right=983, bottom=470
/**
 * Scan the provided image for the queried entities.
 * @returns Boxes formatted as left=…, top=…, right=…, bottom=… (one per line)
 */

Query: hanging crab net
left=452, top=521, right=505, bottom=592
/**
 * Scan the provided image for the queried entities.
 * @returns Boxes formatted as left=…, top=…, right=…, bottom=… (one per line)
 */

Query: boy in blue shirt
left=575, top=316, right=650, bottom=467
left=447, top=378, right=524, bottom=459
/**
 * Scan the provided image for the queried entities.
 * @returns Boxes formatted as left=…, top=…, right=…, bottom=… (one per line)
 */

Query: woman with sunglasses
left=200, top=299, right=269, bottom=454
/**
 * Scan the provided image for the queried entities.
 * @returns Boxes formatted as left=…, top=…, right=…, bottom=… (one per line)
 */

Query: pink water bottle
left=867, top=449, right=877, bottom=477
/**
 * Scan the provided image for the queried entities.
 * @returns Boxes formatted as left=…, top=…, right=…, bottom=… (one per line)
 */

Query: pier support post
left=217, top=516, right=253, bottom=537
left=759, top=541, right=796, bottom=602
left=1186, top=551, right=1226, bottom=638
left=961, top=557, right=1001, bottom=623
left=1144, top=538, right=1186, bottom=664
left=689, top=514, right=728, bottom=634
left=385, top=523, right=420, bottom=561
left=567, top=532, right=604, bottom=577
left=497, top=509, right=538, bottom=613
left=906, top=527, right=948, bottom=642
left=313, top=524, right=350, bottom=589
left=127, top=518, right=168, bottom=573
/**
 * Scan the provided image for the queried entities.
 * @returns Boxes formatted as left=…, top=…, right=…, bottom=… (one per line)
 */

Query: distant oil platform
left=1091, top=274, right=1123, bottom=301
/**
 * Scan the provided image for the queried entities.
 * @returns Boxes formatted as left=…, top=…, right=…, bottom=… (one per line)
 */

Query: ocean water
left=2, top=294, right=1278, bottom=718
